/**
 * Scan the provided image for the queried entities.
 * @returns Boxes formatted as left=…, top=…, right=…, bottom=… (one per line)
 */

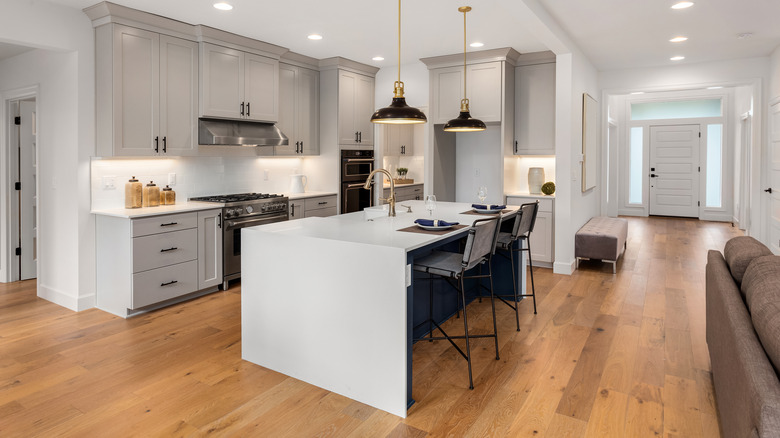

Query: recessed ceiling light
left=307, top=34, right=323, bottom=40
left=213, top=2, right=233, bottom=11
left=470, top=42, right=484, bottom=48
left=670, top=56, right=685, bottom=61
left=669, top=36, right=688, bottom=43
left=737, top=32, right=754, bottom=39
left=372, top=56, right=385, bottom=61
left=671, top=1, right=694, bottom=9
left=707, top=86, right=723, bottom=90
left=631, top=92, right=645, bottom=95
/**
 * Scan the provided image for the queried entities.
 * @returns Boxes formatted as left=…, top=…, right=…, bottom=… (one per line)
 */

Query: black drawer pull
left=160, top=222, right=178, bottom=227
left=318, top=201, right=328, bottom=205
left=160, top=247, right=178, bottom=253
left=160, top=280, right=178, bottom=287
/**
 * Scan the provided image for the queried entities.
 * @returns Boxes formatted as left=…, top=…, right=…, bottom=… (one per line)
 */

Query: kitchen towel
left=414, top=219, right=459, bottom=227
left=472, top=204, right=506, bottom=210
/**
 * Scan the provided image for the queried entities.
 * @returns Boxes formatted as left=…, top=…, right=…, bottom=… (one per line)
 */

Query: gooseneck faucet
left=364, top=168, right=396, bottom=217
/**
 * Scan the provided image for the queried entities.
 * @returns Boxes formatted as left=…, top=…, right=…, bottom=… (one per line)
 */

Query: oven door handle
left=344, top=158, right=375, bottom=163
left=225, top=215, right=287, bottom=230
left=347, top=183, right=365, bottom=188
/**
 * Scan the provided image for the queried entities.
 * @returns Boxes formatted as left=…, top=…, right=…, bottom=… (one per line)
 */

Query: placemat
left=397, top=224, right=467, bottom=235
left=460, top=209, right=515, bottom=216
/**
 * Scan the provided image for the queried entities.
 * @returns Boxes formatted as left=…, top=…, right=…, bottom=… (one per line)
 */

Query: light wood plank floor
left=0, top=216, right=741, bottom=437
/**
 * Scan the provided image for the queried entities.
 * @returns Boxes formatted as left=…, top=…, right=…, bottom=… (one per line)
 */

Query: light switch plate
left=168, top=173, right=176, bottom=186
left=102, top=176, right=116, bottom=190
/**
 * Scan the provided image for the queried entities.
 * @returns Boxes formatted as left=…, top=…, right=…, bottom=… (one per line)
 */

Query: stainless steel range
left=189, top=193, right=289, bottom=289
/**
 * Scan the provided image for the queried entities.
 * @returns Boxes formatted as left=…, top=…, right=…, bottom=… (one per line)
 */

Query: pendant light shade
left=443, top=6, right=485, bottom=132
left=371, top=0, right=427, bottom=125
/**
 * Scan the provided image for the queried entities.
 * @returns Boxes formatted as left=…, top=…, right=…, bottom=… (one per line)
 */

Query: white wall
left=0, top=1, right=95, bottom=311
left=769, top=46, right=780, bottom=100
left=454, top=124, right=504, bottom=204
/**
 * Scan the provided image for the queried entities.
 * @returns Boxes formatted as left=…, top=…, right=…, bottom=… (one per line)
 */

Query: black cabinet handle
left=295, top=141, right=300, bottom=153
left=514, top=140, right=518, bottom=154
left=160, top=280, right=178, bottom=287
left=766, top=188, right=773, bottom=194
left=160, top=247, right=178, bottom=253
left=154, top=136, right=159, bottom=153
left=318, top=201, right=328, bottom=205
left=160, top=222, right=178, bottom=227
left=247, top=102, right=250, bottom=117
left=355, top=131, right=359, bottom=143
left=218, top=213, right=222, bottom=228
left=291, top=204, right=295, bottom=216
left=650, top=174, right=658, bottom=178
left=358, top=132, right=362, bottom=143
left=300, top=141, right=303, bottom=153
left=162, top=136, right=167, bottom=153
left=240, top=102, right=245, bottom=116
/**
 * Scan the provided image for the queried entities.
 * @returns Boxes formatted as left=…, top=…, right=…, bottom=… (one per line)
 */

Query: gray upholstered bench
left=575, top=217, right=628, bottom=274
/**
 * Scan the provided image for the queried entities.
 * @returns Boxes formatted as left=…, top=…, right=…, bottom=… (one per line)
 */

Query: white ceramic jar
left=528, top=167, right=545, bottom=194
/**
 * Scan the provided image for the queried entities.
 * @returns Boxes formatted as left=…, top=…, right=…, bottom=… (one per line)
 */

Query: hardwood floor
left=0, top=216, right=741, bottom=437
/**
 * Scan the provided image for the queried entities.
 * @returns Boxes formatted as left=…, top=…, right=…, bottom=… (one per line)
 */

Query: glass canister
left=143, top=181, right=160, bottom=207
left=161, top=185, right=176, bottom=205
left=124, top=176, right=143, bottom=209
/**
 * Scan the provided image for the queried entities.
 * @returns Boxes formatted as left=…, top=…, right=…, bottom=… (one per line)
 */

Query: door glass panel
left=631, top=99, right=722, bottom=120
left=706, top=124, right=723, bottom=208
left=629, top=127, right=643, bottom=204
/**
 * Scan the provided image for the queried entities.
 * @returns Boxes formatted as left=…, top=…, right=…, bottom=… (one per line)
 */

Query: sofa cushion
left=743, top=255, right=780, bottom=373
left=724, top=236, right=772, bottom=286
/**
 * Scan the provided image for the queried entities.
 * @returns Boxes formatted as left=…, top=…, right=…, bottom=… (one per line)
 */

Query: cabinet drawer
left=132, top=212, right=197, bottom=237
left=131, top=260, right=198, bottom=309
left=506, top=196, right=553, bottom=213
left=133, top=228, right=197, bottom=273
left=305, top=206, right=337, bottom=218
left=305, top=196, right=337, bottom=211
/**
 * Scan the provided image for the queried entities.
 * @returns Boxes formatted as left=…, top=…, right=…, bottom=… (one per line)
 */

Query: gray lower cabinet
left=289, top=195, right=337, bottom=219
left=384, top=184, right=423, bottom=202
left=505, top=196, right=554, bottom=265
left=96, top=209, right=223, bottom=318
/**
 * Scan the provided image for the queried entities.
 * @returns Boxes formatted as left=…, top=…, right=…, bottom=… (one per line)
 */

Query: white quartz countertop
left=286, top=191, right=337, bottom=200
left=505, top=192, right=556, bottom=199
left=91, top=201, right=222, bottom=218
left=244, top=200, right=518, bottom=252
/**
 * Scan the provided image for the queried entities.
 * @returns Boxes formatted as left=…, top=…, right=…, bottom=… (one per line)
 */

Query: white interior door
left=19, top=99, right=36, bottom=280
left=767, top=103, right=780, bottom=253
left=648, top=124, right=700, bottom=218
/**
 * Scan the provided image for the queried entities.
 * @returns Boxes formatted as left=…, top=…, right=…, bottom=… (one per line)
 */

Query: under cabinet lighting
left=671, top=1, right=694, bottom=9
left=307, top=34, right=323, bottom=40
left=670, top=56, right=685, bottom=61
left=213, top=2, right=233, bottom=11
left=669, top=36, right=688, bottom=43
left=707, top=86, right=723, bottom=90
left=470, top=42, right=484, bottom=48
left=631, top=92, right=645, bottom=95
left=372, top=56, right=385, bottom=61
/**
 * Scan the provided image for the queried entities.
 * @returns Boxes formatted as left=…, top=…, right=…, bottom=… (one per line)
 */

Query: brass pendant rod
left=397, top=0, right=401, bottom=84
left=463, top=7, right=467, bottom=100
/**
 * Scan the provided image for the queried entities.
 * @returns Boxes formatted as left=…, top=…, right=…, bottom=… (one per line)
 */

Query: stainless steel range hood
left=198, top=118, right=289, bottom=146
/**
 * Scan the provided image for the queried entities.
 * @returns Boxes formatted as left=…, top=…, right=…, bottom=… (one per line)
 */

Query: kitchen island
left=240, top=200, right=521, bottom=417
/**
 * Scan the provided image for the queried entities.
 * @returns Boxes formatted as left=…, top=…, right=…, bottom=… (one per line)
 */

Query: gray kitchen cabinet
left=96, top=209, right=223, bottom=318
left=514, top=62, right=556, bottom=155
left=384, top=184, right=423, bottom=202
left=95, top=24, right=198, bottom=157
left=505, top=195, right=554, bottom=265
left=384, top=125, right=413, bottom=156
left=200, top=42, right=279, bottom=123
left=197, top=209, right=223, bottom=290
left=276, top=63, right=319, bottom=155
left=288, top=195, right=337, bottom=219
left=289, top=200, right=305, bottom=219
left=338, top=70, right=375, bottom=146
left=430, top=61, right=503, bottom=125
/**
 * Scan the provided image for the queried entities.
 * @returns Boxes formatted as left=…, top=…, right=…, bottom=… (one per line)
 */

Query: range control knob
left=246, top=205, right=254, bottom=214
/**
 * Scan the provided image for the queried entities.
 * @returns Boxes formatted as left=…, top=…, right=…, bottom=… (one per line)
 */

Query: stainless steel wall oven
left=340, top=150, right=374, bottom=213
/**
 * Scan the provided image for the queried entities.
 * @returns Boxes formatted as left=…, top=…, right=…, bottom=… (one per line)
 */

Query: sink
left=363, top=206, right=410, bottom=221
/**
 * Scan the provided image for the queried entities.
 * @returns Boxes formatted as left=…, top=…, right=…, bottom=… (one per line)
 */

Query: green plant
left=397, top=167, right=408, bottom=177
left=541, top=181, right=555, bottom=195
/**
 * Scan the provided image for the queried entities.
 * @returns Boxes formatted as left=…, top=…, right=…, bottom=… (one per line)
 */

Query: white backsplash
left=91, top=156, right=309, bottom=210
left=506, top=156, right=556, bottom=193
left=383, top=155, right=424, bottom=182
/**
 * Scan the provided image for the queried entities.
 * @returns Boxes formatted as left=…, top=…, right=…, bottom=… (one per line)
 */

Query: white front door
left=19, top=99, right=37, bottom=280
left=648, top=124, right=700, bottom=218
left=767, top=103, right=780, bottom=253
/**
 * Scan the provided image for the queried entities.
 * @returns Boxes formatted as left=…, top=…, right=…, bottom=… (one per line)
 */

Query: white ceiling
left=10, top=0, right=780, bottom=71
left=0, top=42, right=35, bottom=62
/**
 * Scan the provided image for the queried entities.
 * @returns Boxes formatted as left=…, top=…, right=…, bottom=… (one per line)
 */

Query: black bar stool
left=412, top=215, right=502, bottom=390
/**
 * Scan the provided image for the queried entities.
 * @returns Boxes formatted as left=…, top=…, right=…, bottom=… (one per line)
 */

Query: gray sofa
left=706, top=236, right=780, bottom=437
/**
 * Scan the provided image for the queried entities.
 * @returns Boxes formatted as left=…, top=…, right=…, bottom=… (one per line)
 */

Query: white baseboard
left=38, top=283, right=95, bottom=312
left=553, top=260, right=575, bottom=275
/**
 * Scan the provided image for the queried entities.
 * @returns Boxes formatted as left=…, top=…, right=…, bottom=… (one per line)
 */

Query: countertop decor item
left=161, top=185, right=175, bottom=205
left=528, top=167, right=545, bottom=194
left=443, top=6, right=486, bottom=132
left=397, top=167, right=408, bottom=178
left=124, top=176, right=142, bottom=209
left=142, top=181, right=160, bottom=207
left=290, top=174, right=307, bottom=194
left=370, top=0, right=427, bottom=125
left=541, top=181, right=556, bottom=195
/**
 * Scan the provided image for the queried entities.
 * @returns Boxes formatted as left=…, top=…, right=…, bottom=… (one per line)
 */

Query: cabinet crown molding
left=420, top=47, right=521, bottom=70
left=319, top=57, right=379, bottom=77
left=280, top=52, right=321, bottom=71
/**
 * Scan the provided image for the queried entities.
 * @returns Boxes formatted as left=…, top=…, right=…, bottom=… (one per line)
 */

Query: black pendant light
left=443, top=6, right=486, bottom=132
left=370, top=0, right=427, bottom=125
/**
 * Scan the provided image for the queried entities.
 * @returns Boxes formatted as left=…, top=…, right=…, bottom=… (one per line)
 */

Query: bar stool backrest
left=462, top=215, right=501, bottom=271
left=512, top=202, right=539, bottom=240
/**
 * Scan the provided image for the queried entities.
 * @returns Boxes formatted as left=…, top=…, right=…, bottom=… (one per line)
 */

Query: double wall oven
left=341, top=150, right=374, bottom=213
left=189, top=193, right=288, bottom=289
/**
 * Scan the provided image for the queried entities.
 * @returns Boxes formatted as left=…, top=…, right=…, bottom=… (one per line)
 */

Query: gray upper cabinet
left=514, top=62, right=556, bottom=155
left=384, top=125, right=413, bottom=156
left=200, top=43, right=279, bottom=123
left=95, top=24, right=198, bottom=157
left=430, top=62, right=502, bottom=125
left=276, top=63, right=319, bottom=155
left=338, top=70, right=375, bottom=146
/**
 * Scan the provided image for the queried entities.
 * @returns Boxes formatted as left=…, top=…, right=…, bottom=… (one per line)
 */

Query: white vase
left=528, top=167, right=545, bottom=194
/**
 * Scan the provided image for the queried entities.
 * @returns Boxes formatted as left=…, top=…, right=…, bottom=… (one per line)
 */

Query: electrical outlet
left=475, top=168, right=480, bottom=177
left=264, top=169, right=269, bottom=181
left=168, top=173, right=176, bottom=186
left=102, top=176, right=116, bottom=190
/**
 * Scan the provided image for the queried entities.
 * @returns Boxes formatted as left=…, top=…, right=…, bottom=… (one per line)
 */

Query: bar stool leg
left=526, top=238, right=537, bottom=315
left=459, top=275, right=474, bottom=390
left=509, top=247, right=520, bottom=330
left=488, top=262, right=500, bottom=360
left=428, top=272, right=434, bottom=341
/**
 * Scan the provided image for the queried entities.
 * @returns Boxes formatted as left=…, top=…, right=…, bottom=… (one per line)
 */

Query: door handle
left=295, top=141, right=300, bottom=153
left=247, top=102, right=250, bottom=117
left=240, top=102, right=245, bottom=116
left=358, top=132, right=362, bottom=143
left=514, top=140, right=518, bottom=154
left=218, top=213, right=222, bottom=228
left=300, top=141, right=303, bottom=153
left=290, top=204, right=295, bottom=216
left=355, top=131, right=359, bottom=142
left=766, top=188, right=773, bottom=194
left=649, top=174, right=658, bottom=178
left=154, top=136, right=159, bottom=153
left=162, top=136, right=167, bottom=153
